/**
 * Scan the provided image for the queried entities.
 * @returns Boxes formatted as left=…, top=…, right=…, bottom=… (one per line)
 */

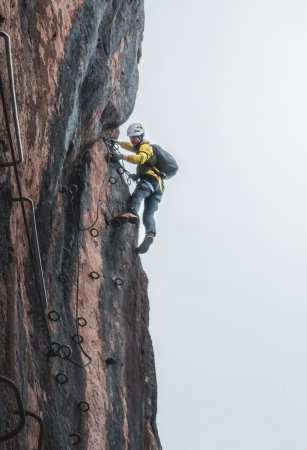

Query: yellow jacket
left=117, top=139, right=163, bottom=189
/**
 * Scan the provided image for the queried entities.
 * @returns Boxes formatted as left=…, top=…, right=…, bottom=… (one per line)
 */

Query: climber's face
left=130, top=135, right=142, bottom=147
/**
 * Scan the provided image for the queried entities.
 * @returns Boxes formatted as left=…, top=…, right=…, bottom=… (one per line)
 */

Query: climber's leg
left=136, top=190, right=162, bottom=254
left=127, top=180, right=154, bottom=215
left=112, top=180, right=153, bottom=224
left=142, top=192, right=162, bottom=236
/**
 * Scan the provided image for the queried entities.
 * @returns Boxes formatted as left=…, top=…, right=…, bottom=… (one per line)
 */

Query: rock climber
left=110, top=123, right=164, bottom=254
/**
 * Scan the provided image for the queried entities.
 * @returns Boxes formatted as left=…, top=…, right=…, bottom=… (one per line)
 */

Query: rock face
left=0, top=1, right=162, bottom=449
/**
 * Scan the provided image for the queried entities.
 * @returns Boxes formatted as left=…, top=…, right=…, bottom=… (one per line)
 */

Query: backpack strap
left=141, top=144, right=167, bottom=179
left=148, top=165, right=167, bottom=180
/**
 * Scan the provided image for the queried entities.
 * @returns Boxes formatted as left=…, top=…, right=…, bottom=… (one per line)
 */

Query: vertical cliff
left=0, top=1, right=162, bottom=449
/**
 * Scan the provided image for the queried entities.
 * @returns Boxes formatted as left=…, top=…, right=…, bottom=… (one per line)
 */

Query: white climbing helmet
left=127, top=123, right=145, bottom=137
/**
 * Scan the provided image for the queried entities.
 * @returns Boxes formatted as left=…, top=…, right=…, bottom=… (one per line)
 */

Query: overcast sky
left=119, top=1, right=307, bottom=449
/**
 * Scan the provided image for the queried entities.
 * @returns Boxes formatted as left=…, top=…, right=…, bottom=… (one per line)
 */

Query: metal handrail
left=0, top=31, right=23, bottom=166
left=12, top=197, right=48, bottom=309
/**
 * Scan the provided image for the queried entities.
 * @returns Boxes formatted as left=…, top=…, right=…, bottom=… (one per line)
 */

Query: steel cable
left=74, top=182, right=104, bottom=232
left=69, top=192, right=93, bottom=367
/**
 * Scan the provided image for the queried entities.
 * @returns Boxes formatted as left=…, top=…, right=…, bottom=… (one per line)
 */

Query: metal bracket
left=77, top=401, right=90, bottom=413
left=89, top=271, right=100, bottom=280
left=69, top=432, right=81, bottom=445
left=48, top=310, right=60, bottom=322
left=0, top=376, right=25, bottom=442
left=90, top=228, right=99, bottom=237
left=24, top=410, right=44, bottom=450
left=114, top=277, right=124, bottom=286
left=108, top=176, right=117, bottom=184
left=77, top=317, right=87, bottom=327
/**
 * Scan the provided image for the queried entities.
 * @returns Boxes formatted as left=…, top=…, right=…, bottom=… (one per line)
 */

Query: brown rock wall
left=0, top=1, right=161, bottom=449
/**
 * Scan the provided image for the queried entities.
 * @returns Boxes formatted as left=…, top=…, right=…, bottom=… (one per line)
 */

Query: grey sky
left=119, top=1, right=307, bottom=449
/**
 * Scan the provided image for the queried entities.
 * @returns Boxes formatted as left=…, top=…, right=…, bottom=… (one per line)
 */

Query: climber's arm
left=117, top=141, right=136, bottom=152
left=123, top=143, right=153, bottom=165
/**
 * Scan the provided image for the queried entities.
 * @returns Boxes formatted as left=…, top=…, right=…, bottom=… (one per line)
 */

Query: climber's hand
left=110, top=153, right=123, bottom=163
left=130, top=174, right=138, bottom=182
left=104, top=137, right=117, bottom=146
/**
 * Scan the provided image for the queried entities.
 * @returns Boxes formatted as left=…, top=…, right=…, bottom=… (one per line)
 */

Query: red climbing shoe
left=136, top=233, right=154, bottom=254
left=111, top=212, right=139, bottom=226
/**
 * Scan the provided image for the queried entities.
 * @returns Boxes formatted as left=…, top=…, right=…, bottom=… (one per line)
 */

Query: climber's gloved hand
left=110, top=153, right=123, bottom=163
left=130, top=174, right=138, bottom=182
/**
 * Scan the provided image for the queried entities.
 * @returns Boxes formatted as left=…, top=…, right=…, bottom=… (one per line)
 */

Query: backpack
left=150, top=144, right=178, bottom=179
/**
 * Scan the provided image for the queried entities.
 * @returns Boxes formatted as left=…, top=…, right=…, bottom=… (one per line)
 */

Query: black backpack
left=149, top=144, right=178, bottom=179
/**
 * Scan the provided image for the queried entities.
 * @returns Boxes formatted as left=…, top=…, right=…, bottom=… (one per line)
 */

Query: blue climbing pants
left=128, top=178, right=163, bottom=235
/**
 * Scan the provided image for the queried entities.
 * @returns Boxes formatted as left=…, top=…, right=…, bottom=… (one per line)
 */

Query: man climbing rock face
left=110, top=123, right=164, bottom=254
